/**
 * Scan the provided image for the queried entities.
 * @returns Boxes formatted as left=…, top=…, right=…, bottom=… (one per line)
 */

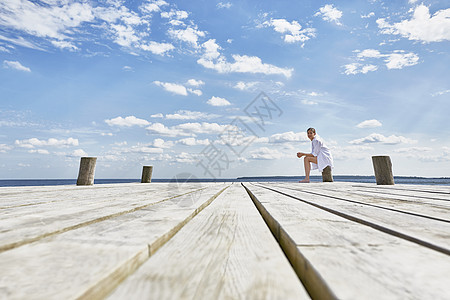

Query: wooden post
left=322, top=166, right=333, bottom=182
left=76, top=157, right=97, bottom=186
left=141, top=166, right=153, bottom=183
left=372, top=156, right=394, bottom=185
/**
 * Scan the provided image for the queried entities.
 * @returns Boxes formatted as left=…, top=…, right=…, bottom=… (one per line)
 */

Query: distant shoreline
left=236, top=175, right=450, bottom=180
left=1, top=176, right=449, bottom=187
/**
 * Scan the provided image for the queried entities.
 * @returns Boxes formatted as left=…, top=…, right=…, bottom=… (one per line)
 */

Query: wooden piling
left=322, top=166, right=333, bottom=182
left=372, top=155, right=394, bottom=185
left=141, top=166, right=153, bottom=183
left=76, top=157, right=97, bottom=186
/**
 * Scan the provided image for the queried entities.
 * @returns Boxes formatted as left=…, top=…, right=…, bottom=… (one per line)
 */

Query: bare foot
left=299, top=179, right=310, bottom=183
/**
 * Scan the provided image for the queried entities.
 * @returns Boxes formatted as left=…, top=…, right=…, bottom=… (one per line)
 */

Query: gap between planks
left=242, top=183, right=337, bottom=300
left=77, top=185, right=230, bottom=300
left=266, top=184, right=450, bottom=223
left=253, top=183, right=450, bottom=257
left=0, top=186, right=208, bottom=254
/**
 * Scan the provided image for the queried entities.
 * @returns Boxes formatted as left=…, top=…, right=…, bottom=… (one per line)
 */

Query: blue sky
left=0, top=0, right=449, bottom=179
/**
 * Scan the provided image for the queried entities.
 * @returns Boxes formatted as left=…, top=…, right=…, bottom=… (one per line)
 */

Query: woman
left=297, top=127, right=334, bottom=183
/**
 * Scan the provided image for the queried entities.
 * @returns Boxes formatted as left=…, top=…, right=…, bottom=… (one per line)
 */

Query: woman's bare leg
left=300, top=156, right=318, bottom=183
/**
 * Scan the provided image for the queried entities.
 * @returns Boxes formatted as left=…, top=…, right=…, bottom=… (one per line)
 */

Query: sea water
left=0, top=176, right=449, bottom=187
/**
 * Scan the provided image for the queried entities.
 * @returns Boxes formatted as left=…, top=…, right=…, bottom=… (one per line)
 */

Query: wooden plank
left=0, top=183, right=201, bottom=210
left=244, top=183, right=450, bottom=299
left=268, top=183, right=450, bottom=222
left=326, top=182, right=450, bottom=201
left=347, top=187, right=450, bottom=202
left=0, top=183, right=208, bottom=252
left=0, top=184, right=229, bottom=300
left=352, top=183, right=450, bottom=195
left=257, top=183, right=450, bottom=251
left=107, top=184, right=310, bottom=300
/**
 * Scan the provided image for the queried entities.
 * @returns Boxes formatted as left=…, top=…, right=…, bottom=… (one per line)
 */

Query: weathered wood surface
left=261, top=182, right=450, bottom=251
left=244, top=182, right=450, bottom=299
left=372, top=155, right=394, bottom=185
left=107, top=183, right=309, bottom=299
left=267, top=182, right=450, bottom=223
left=1, top=181, right=449, bottom=299
left=0, top=183, right=208, bottom=252
left=0, top=183, right=228, bottom=299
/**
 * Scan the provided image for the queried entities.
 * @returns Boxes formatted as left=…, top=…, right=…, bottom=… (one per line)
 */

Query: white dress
left=310, top=135, right=334, bottom=172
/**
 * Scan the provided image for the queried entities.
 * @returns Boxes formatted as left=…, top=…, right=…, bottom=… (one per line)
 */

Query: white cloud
left=269, top=131, right=309, bottom=143
left=175, top=122, right=231, bottom=135
left=201, top=39, right=221, bottom=60
left=391, top=146, right=450, bottom=162
left=165, top=110, right=219, bottom=120
left=51, top=40, right=78, bottom=51
left=161, top=9, right=189, bottom=20
left=152, top=138, right=173, bottom=148
left=15, top=137, right=79, bottom=148
left=177, top=137, right=210, bottom=146
left=356, top=119, right=382, bottom=128
left=361, top=12, right=375, bottom=19
left=153, top=81, right=188, bottom=96
left=139, top=0, right=168, bottom=13
left=108, top=23, right=141, bottom=48
left=146, top=153, right=172, bottom=161
left=168, top=26, right=205, bottom=47
left=146, top=123, right=191, bottom=137
left=140, top=41, right=174, bottom=55
left=0, top=144, right=13, bottom=153
left=357, top=49, right=383, bottom=58
left=153, top=81, right=203, bottom=96
left=28, top=149, right=50, bottom=155
left=264, top=18, right=316, bottom=45
left=187, top=88, right=202, bottom=96
left=331, top=145, right=374, bottom=160
left=217, top=2, right=232, bottom=9
left=343, top=63, right=378, bottom=75
left=234, top=81, right=259, bottom=91
left=349, top=133, right=417, bottom=145
left=186, top=79, right=205, bottom=87
left=173, top=152, right=197, bottom=163
left=431, top=89, right=450, bottom=97
left=344, top=49, right=418, bottom=74
left=394, top=147, right=432, bottom=153
left=113, top=141, right=127, bottom=146
left=207, top=96, right=231, bottom=106
left=197, top=39, right=293, bottom=78
left=0, top=0, right=95, bottom=41
left=0, top=1, right=175, bottom=56
left=377, top=5, right=450, bottom=43
left=151, top=113, right=164, bottom=118
left=385, top=51, right=419, bottom=69
left=0, top=45, right=11, bottom=53
left=126, top=145, right=164, bottom=154
left=315, top=4, right=343, bottom=25
left=72, top=149, right=88, bottom=157
left=301, top=99, right=318, bottom=105
left=250, top=147, right=285, bottom=160
left=360, top=64, right=378, bottom=73
left=105, top=116, right=150, bottom=127
left=123, top=66, right=133, bottom=71
left=0, top=34, right=45, bottom=51
left=3, top=60, right=31, bottom=72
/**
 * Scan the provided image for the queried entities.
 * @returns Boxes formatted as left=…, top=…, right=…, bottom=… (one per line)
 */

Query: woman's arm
left=297, top=152, right=315, bottom=158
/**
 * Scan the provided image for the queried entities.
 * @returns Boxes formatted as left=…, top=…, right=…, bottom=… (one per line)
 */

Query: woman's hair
left=307, top=127, right=316, bottom=134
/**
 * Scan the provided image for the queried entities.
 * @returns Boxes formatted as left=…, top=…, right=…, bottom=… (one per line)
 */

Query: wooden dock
left=0, top=182, right=449, bottom=299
